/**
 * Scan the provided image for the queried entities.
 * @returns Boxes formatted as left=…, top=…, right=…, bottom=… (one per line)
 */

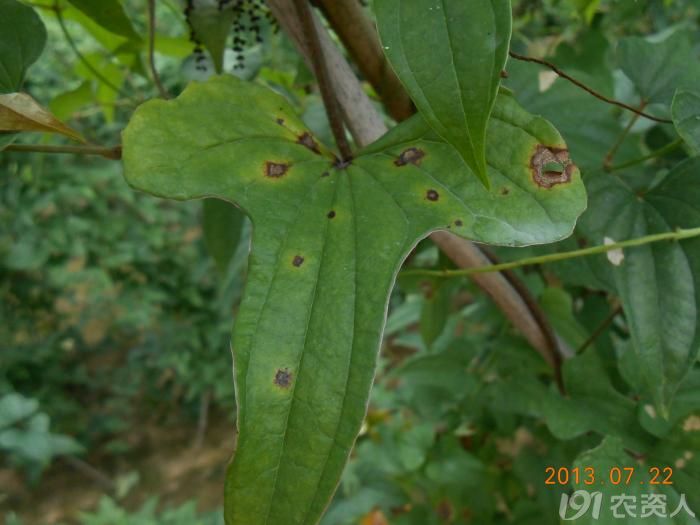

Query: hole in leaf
left=530, top=145, right=574, bottom=189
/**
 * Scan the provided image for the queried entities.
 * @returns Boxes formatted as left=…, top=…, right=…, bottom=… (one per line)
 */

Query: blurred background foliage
left=1, top=0, right=700, bottom=523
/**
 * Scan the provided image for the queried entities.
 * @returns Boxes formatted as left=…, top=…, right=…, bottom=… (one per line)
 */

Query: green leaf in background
left=49, top=81, right=94, bottom=121
left=0, top=93, right=85, bottom=142
left=568, top=436, right=699, bottom=525
left=617, top=30, right=700, bottom=107
left=375, top=0, right=512, bottom=187
left=0, top=0, right=47, bottom=93
left=65, top=0, right=139, bottom=41
left=186, top=2, right=237, bottom=74
left=580, top=159, right=700, bottom=414
left=672, top=90, right=700, bottom=154
left=121, top=75, right=584, bottom=525
left=202, top=198, right=246, bottom=275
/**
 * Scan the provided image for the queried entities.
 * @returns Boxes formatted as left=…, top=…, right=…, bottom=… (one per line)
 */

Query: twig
left=508, top=51, right=673, bottom=124
left=313, top=0, right=413, bottom=121
left=291, top=0, right=353, bottom=161
left=54, top=1, right=129, bottom=98
left=192, top=389, right=212, bottom=449
left=403, top=227, right=700, bottom=279
left=603, top=103, right=645, bottom=170
left=481, top=246, right=565, bottom=392
left=4, top=143, right=122, bottom=159
left=608, top=138, right=684, bottom=172
left=147, top=0, right=169, bottom=99
left=61, top=456, right=115, bottom=493
left=577, top=304, right=623, bottom=354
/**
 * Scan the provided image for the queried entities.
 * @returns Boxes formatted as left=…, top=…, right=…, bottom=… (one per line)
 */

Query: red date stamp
left=545, top=466, right=673, bottom=486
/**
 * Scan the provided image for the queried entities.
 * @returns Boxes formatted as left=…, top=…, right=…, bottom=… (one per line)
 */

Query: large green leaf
left=579, top=160, right=700, bottom=414
left=672, top=90, right=700, bottom=154
left=375, top=0, right=512, bottom=187
left=65, top=0, right=139, bottom=40
left=0, top=0, right=47, bottom=93
left=121, top=75, right=584, bottom=525
left=617, top=30, right=700, bottom=107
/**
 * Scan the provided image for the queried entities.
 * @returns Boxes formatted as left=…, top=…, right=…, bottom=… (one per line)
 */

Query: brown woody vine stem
left=508, top=51, right=673, bottom=124
left=4, top=143, right=122, bottom=160
left=291, top=0, right=353, bottom=162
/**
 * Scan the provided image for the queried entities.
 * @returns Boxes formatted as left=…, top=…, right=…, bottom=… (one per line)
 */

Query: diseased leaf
left=579, top=159, right=700, bottom=414
left=202, top=198, right=246, bottom=274
left=0, top=0, right=47, bottom=93
left=672, top=90, right=700, bottom=154
left=65, top=0, right=139, bottom=40
left=121, top=76, right=585, bottom=525
left=375, top=0, right=512, bottom=187
left=0, top=93, right=85, bottom=142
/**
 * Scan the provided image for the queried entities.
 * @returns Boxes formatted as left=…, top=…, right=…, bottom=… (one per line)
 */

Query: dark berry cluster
left=183, top=0, right=278, bottom=73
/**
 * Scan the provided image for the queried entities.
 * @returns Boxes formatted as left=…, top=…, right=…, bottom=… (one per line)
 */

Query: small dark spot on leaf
left=327, top=210, right=336, bottom=219
left=500, top=187, right=510, bottom=195
left=577, top=237, right=588, bottom=248
left=426, top=189, right=439, bottom=201
left=395, top=147, right=425, bottom=167
left=275, top=118, right=285, bottom=125
left=500, top=70, right=509, bottom=78
left=321, top=171, right=330, bottom=177
left=455, top=219, right=463, bottom=227
left=265, top=161, right=289, bottom=178
left=274, top=368, right=292, bottom=388
left=531, top=145, right=575, bottom=189
left=292, top=255, right=304, bottom=267
left=297, top=132, right=320, bottom=154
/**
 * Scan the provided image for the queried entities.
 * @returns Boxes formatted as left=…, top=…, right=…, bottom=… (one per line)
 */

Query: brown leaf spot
left=265, top=161, right=289, bottom=178
left=275, top=118, right=285, bottom=126
left=500, top=187, right=510, bottom=195
left=297, top=132, right=321, bottom=154
left=321, top=171, right=330, bottom=177
left=292, top=255, right=304, bottom=267
left=500, top=69, right=509, bottom=78
left=274, top=368, right=292, bottom=388
left=426, top=189, right=439, bottom=201
left=327, top=210, right=336, bottom=219
left=454, top=219, right=463, bottom=227
left=530, top=145, right=575, bottom=189
left=394, top=147, right=425, bottom=167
